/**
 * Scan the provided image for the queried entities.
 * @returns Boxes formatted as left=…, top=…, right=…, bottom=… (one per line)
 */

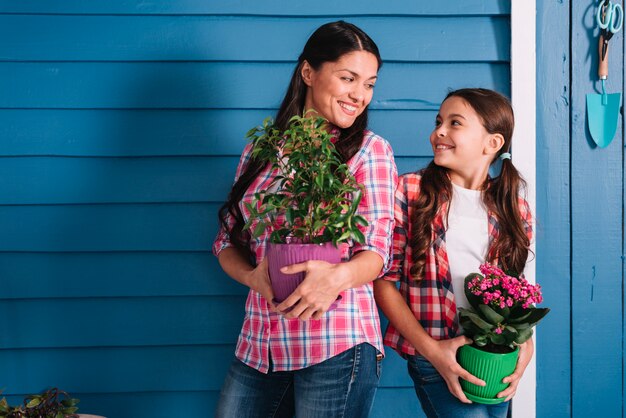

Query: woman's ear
left=485, top=133, right=505, bottom=157
left=301, top=61, right=313, bottom=86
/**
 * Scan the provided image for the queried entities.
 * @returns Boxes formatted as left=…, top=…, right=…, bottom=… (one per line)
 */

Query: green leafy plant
left=458, top=263, right=550, bottom=352
left=0, top=388, right=79, bottom=418
left=243, top=114, right=368, bottom=245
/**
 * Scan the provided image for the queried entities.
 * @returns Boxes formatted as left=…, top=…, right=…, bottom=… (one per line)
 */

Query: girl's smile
left=430, top=96, right=502, bottom=189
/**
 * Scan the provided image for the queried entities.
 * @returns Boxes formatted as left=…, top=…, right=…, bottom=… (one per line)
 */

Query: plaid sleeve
left=382, top=174, right=410, bottom=282
left=517, top=195, right=534, bottom=279
left=518, top=196, right=534, bottom=242
left=351, top=134, right=398, bottom=276
left=212, top=142, right=255, bottom=256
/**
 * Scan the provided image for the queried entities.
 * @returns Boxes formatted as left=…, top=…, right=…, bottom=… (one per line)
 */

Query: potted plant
left=0, top=388, right=105, bottom=418
left=456, top=263, right=550, bottom=404
left=243, top=113, right=368, bottom=305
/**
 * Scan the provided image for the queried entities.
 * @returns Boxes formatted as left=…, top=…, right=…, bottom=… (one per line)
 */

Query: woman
left=213, top=21, right=397, bottom=417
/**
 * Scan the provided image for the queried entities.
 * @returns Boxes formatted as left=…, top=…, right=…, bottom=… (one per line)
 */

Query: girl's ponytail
left=484, top=156, right=531, bottom=275
left=409, top=161, right=451, bottom=279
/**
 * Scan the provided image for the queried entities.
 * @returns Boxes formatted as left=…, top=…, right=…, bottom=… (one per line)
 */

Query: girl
left=213, top=21, right=397, bottom=418
left=374, top=88, right=533, bottom=418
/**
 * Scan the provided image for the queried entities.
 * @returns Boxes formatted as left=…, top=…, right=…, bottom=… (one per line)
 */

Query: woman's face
left=301, top=51, right=379, bottom=129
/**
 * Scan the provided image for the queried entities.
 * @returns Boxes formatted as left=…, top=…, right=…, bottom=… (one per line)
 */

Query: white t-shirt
left=446, top=182, right=489, bottom=311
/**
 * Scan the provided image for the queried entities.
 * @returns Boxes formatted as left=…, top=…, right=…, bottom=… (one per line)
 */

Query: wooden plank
left=0, top=296, right=245, bottom=349
left=0, top=345, right=236, bottom=393
left=0, top=16, right=509, bottom=62
left=535, top=1, right=572, bottom=416
left=0, top=1, right=510, bottom=16
left=0, top=203, right=218, bottom=252
left=0, top=156, right=429, bottom=204
left=0, top=346, right=420, bottom=395
left=2, top=392, right=222, bottom=418
left=571, top=1, right=623, bottom=416
left=395, top=157, right=431, bottom=176
left=0, top=109, right=268, bottom=157
left=0, top=156, right=238, bottom=204
left=378, top=350, right=414, bottom=388
left=0, top=252, right=246, bottom=299
left=373, top=388, right=423, bottom=417
left=623, top=14, right=626, bottom=418
left=372, top=111, right=437, bottom=157
left=0, top=109, right=435, bottom=157
left=0, top=62, right=510, bottom=110
left=3, top=387, right=422, bottom=418
left=1, top=300, right=436, bottom=375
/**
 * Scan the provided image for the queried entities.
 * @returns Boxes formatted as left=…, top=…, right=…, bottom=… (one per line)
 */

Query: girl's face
left=430, top=96, right=501, bottom=188
left=301, top=51, right=378, bottom=129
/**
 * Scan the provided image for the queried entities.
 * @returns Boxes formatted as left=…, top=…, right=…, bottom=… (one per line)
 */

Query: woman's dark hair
left=218, top=21, right=382, bottom=257
left=409, top=88, right=531, bottom=279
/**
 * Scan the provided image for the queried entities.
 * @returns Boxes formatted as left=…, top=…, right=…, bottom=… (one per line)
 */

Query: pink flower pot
left=266, top=242, right=342, bottom=303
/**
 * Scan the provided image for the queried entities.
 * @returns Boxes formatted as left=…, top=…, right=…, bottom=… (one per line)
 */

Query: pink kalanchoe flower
left=471, top=263, right=545, bottom=310
left=479, top=263, right=506, bottom=278
left=460, top=263, right=548, bottom=349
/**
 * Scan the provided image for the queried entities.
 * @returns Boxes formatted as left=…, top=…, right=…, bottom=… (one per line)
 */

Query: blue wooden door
left=570, top=1, right=623, bottom=417
left=0, top=2, right=513, bottom=417
left=537, top=1, right=625, bottom=417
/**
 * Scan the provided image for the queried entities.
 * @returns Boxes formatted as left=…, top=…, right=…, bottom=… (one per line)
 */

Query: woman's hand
left=217, top=248, right=276, bottom=311
left=243, top=258, right=275, bottom=309
left=497, top=338, right=534, bottom=401
left=275, top=260, right=347, bottom=320
left=423, top=336, right=486, bottom=404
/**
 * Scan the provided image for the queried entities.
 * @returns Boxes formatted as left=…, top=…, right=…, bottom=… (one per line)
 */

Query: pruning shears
left=597, top=0, right=623, bottom=61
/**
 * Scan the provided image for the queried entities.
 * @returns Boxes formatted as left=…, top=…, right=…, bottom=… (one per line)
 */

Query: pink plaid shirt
left=382, top=172, right=533, bottom=357
left=213, top=130, right=398, bottom=373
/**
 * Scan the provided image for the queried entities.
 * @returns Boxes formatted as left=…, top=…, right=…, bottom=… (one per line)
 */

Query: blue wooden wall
left=0, top=2, right=513, bottom=417
left=536, top=1, right=572, bottom=417
left=536, top=0, right=625, bottom=417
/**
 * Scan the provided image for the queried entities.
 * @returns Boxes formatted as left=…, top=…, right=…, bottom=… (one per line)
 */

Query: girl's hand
left=244, top=258, right=276, bottom=310
left=497, top=338, right=534, bottom=401
left=424, top=336, right=486, bottom=404
left=275, top=260, right=346, bottom=320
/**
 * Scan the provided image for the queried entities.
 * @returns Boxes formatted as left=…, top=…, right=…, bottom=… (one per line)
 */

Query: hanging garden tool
left=586, top=0, right=623, bottom=148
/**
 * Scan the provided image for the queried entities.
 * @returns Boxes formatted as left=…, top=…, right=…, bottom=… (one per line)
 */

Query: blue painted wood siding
left=537, top=1, right=625, bottom=417
left=536, top=2, right=572, bottom=417
left=0, top=2, right=511, bottom=417
left=570, top=1, right=623, bottom=417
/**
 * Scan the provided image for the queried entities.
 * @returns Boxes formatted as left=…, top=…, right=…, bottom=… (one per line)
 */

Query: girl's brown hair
left=409, top=88, right=530, bottom=279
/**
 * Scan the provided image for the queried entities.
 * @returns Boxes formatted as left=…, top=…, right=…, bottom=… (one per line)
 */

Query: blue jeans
left=407, top=355, right=510, bottom=418
left=215, top=343, right=382, bottom=418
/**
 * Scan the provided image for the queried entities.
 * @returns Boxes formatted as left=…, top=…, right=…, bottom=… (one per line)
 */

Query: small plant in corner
left=0, top=387, right=79, bottom=418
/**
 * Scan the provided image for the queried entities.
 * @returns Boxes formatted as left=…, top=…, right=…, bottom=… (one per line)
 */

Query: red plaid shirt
left=213, top=130, right=398, bottom=373
left=382, top=172, right=533, bottom=357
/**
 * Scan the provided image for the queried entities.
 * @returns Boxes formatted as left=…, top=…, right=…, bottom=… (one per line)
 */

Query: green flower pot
left=457, top=344, right=519, bottom=404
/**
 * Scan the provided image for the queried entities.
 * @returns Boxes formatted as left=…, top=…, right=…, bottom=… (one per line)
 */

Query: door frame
left=511, top=2, right=536, bottom=417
